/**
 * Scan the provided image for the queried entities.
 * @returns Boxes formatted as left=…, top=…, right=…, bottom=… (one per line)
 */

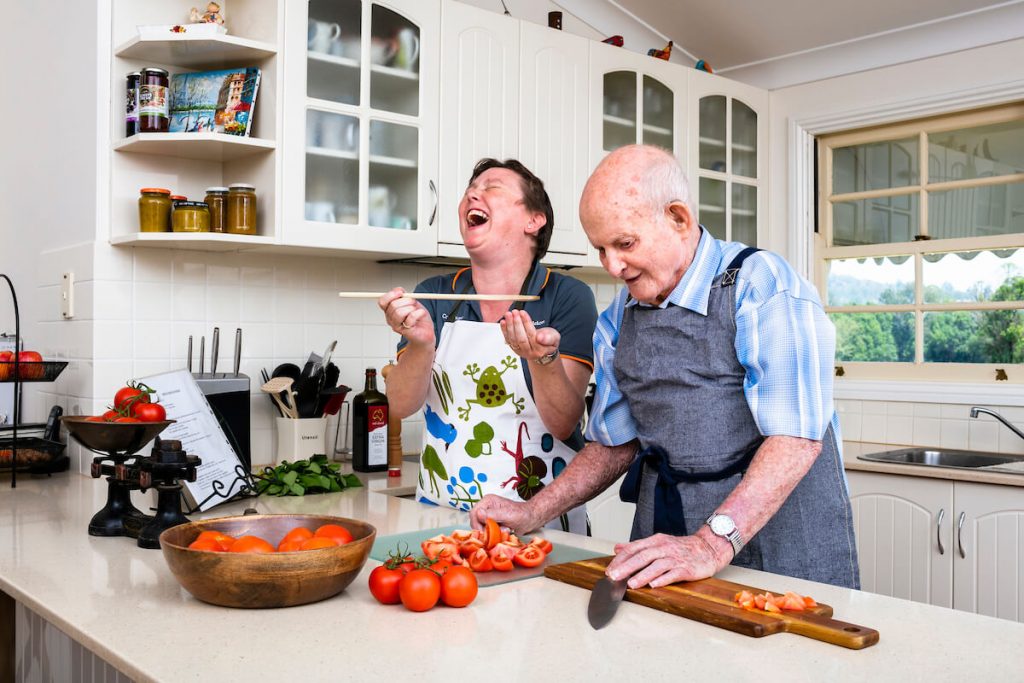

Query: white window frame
left=786, top=79, right=1024, bottom=400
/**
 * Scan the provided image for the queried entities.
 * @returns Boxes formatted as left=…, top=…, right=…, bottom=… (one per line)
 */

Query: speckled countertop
left=2, top=460, right=1023, bottom=682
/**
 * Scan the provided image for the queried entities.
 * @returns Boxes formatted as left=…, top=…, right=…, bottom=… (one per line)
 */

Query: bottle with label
left=138, top=67, right=169, bottom=133
left=352, top=368, right=388, bottom=472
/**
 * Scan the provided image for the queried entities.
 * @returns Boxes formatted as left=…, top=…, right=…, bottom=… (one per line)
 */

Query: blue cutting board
left=370, top=525, right=603, bottom=587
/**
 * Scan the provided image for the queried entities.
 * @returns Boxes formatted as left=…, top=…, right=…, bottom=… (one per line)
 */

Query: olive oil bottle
left=352, top=367, right=388, bottom=472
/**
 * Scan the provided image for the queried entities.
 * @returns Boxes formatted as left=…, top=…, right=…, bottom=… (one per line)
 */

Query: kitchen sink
left=858, top=448, right=1024, bottom=473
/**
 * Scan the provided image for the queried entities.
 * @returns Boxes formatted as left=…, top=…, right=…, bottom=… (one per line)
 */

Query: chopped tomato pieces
left=734, top=589, right=817, bottom=613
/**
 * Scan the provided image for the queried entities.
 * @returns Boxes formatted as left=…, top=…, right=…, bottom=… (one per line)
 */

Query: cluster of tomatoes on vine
left=368, top=545, right=479, bottom=612
left=86, top=381, right=167, bottom=423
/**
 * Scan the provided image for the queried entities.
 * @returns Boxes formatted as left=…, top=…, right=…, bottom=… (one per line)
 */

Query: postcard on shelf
left=168, top=67, right=261, bottom=136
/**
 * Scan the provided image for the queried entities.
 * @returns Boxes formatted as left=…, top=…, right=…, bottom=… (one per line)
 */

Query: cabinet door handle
left=957, top=511, right=966, bottom=559
left=936, top=508, right=945, bottom=555
left=429, top=180, right=438, bottom=226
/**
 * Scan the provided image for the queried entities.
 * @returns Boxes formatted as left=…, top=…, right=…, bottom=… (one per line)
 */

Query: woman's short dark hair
left=469, top=158, right=554, bottom=260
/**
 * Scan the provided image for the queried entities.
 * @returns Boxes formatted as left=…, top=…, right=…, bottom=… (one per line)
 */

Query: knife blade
left=211, top=327, right=220, bottom=375
left=587, top=576, right=628, bottom=630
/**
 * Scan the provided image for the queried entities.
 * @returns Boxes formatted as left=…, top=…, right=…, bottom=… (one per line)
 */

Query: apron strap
left=718, top=247, right=761, bottom=287
left=619, top=444, right=758, bottom=535
left=447, top=263, right=537, bottom=322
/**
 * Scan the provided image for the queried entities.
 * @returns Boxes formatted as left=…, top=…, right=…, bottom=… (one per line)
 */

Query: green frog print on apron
left=416, top=316, right=586, bottom=534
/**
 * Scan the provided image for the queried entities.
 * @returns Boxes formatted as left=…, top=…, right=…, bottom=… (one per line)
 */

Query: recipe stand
left=1, top=274, right=68, bottom=488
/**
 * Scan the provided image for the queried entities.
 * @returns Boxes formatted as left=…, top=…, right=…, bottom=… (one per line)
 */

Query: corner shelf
left=114, top=34, right=277, bottom=69
left=110, top=232, right=276, bottom=251
left=113, top=133, right=276, bottom=162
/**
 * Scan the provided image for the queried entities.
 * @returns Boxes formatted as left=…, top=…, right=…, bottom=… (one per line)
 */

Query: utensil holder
left=274, top=417, right=328, bottom=465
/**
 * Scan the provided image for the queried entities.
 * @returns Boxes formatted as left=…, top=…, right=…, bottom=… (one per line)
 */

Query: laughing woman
left=377, top=158, right=597, bottom=533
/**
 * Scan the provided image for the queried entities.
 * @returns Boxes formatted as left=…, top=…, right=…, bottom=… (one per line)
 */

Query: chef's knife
left=587, top=575, right=628, bottom=630
left=233, top=328, right=242, bottom=377
left=211, top=327, right=220, bottom=375
left=198, top=336, right=205, bottom=374
left=187, top=335, right=193, bottom=372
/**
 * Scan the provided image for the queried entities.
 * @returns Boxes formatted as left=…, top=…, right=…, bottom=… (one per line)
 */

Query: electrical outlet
left=61, top=272, right=74, bottom=319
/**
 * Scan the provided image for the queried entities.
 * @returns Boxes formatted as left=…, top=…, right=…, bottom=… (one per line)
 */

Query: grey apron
left=616, top=248, right=860, bottom=589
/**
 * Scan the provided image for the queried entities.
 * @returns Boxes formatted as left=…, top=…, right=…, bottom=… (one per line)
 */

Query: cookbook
left=168, top=67, right=261, bottom=136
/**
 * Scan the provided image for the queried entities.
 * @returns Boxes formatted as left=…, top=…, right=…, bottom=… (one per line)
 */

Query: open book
left=169, top=67, right=261, bottom=136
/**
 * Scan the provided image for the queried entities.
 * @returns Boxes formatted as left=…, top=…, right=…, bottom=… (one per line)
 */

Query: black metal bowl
left=61, top=416, right=174, bottom=454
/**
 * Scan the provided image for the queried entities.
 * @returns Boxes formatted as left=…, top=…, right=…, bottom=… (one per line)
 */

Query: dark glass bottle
left=352, top=368, right=388, bottom=472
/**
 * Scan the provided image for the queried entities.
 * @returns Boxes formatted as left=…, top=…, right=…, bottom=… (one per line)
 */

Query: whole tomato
left=0, top=351, right=12, bottom=381
left=440, top=566, right=478, bottom=608
left=16, top=351, right=44, bottom=380
left=114, top=383, right=152, bottom=412
left=132, top=402, right=166, bottom=422
left=399, top=569, right=441, bottom=612
left=368, top=565, right=405, bottom=605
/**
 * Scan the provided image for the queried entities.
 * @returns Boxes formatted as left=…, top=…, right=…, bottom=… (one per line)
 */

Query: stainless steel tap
left=970, top=406, right=1024, bottom=442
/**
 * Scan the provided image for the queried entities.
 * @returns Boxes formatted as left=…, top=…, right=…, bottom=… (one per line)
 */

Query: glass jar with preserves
left=138, top=188, right=172, bottom=232
left=171, top=201, right=211, bottom=232
left=204, top=187, right=228, bottom=233
left=138, top=67, right=169, bottom=133
left=226, top=183, right=257, bottom=235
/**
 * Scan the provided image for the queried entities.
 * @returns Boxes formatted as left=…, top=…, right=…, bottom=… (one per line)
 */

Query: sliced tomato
left=467, top=548, right=493, bottom=572
left=458, top=537, right=485, bottom=557
left=490, top=552, right=513, bottom=572
left=763, top=600, right=782, bottom=613
left=734, top=590, right=754, bottom=604
left=422, top=538, right=458, bottom=562
left=503, top=534, right=523, bottom=548
left=484, top=518, right=502, bottom=550
left=528, top=537, right=554, bottom=554
left=753, top=594, right=767, bottom=610
left=803, top=595, right=818, bottom=608
left=513, top=545, right=545, bottom=568
left=780, top=594, right=806, bottom=611
left=450, top=529, right=474, bottom=543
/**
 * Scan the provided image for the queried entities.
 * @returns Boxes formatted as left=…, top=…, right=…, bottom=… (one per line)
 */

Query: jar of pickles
left=138, top=188, right=172, bottom=232
left=204, top=187, right=228, bottom=233
left=171, top=201, right=211, bottom=232
left=226, top=183, right=257, bottom=235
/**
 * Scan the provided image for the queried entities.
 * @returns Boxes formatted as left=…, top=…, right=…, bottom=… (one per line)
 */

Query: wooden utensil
left=338, top=292, right=539, bottom=302
left=544, top=556, right=879, bottom=650
left=261, top=377, right=298, bottom=419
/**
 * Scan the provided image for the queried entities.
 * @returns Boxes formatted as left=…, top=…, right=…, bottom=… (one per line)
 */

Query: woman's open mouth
left=466, top=208, right=490, bottom=227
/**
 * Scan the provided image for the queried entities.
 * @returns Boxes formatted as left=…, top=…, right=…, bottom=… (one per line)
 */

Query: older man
left=471, top=145, right=859, bottom=589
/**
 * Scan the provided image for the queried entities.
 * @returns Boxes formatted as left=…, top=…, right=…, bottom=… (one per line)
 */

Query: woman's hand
left=379, top=288, right=434, bottom=347
left=500, top=309, right=559, bottom=361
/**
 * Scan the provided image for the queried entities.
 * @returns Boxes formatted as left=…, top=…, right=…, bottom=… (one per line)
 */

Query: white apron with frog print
left=415, top=318, right=587, bottom=533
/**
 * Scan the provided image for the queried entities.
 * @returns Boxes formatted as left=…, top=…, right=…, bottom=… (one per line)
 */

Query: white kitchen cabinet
left=687, top=69, right=767, bottom=247
left=282, top=0, right=440, bottom=257
left=437, top=1, right=520, bottom=251
left=847, top=470, right=1024, bottom=621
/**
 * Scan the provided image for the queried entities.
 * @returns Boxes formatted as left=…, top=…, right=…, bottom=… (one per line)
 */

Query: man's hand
left=470, top=494, right=543, bottom=537
left=605, top=532, right=728, bottom=589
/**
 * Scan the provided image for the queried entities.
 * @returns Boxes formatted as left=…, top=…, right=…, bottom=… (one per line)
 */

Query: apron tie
left=619, top=444, right=759, bottom=536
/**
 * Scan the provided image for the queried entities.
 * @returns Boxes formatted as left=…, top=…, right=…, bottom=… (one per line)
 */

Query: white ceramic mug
left=368, top=186, right=396, bottom=227
left=320, top=115, right=357, bottom=151
left=308, top=19, right=341, bottom=54
left=275, top=417, right=328, bottom=465
left=305, top=200, right=336, bottom=223
left=370, top=37, right=397, bottom=65
left=393, top=28, right=420, bottom=70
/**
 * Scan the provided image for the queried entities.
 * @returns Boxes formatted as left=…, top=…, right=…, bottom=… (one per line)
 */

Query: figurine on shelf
left=189, top=2, right=225, bottom=25
left=695, top=59, right=714, bottom=73
left=647, top=40, right=673, bottom=60
left=602, top=35, right=624, bottom=47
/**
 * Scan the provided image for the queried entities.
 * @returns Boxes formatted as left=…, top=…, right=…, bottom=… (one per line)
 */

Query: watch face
left=709, top=515, right=735, bottom=535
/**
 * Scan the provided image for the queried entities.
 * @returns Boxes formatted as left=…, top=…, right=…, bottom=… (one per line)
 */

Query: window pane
left=928, top=181, right=1024, bottom=239
left=368, top=120, right=418, bottom=229
left=924, top=310, right=1024, bottom=363
left=832, top=312, right=915, bottom=361
left=732, top=182, right=756, bottom=246
left=370, top=5, right=420, bottom=116
left=307, top=0, right=361, bottom=105
left=928, top=119, right=1024, bottom=182
left=832, top=138, right=918, bottom=195
left=603, top=71, right=636, bottom=152
left=732, top=100, right=757, bottom=178
left=922, top=249, right=1024, bottom=303
left=699, top=177, right=725, bottom=240
left=832, top=194, right=918, bottom=246
left=699, top=95, right=726, bottom=172
left=641, top=76, right=672, bottom=150
left=826, top=256, right=914, bottom=306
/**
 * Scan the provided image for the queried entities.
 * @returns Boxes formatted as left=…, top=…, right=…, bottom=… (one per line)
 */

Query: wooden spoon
left=261, top=377, right=298, bottom=419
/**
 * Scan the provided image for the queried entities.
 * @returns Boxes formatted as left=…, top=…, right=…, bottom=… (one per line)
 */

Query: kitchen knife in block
left=545, top=556, right=879, bottom=649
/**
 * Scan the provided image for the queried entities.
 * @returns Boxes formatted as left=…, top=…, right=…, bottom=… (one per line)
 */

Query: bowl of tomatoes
left=160, top=513, right=377, bottom=608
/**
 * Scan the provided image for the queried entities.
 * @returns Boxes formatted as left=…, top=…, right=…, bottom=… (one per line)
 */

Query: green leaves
left=254, top=454, right=363, bottom=497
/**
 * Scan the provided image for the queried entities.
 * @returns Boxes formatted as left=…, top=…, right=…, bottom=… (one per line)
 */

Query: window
left=817, top=102, right=1024, bottom=381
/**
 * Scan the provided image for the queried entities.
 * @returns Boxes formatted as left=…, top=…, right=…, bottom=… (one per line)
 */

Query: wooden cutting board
left=544, top=556, right=879, bottom=650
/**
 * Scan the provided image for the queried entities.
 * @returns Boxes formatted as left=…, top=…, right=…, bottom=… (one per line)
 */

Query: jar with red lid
left=138, top=67, right=169, bottom=133
left=138, top=188, right=172, bottom=232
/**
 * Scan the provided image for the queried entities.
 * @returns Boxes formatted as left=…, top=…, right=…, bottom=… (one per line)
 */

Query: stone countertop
left=2, top=462, right=1024, bottom=682
left=843, top=441, right=1024, bottom=487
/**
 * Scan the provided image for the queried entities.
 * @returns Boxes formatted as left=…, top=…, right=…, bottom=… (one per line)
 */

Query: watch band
left=705, top=512, right=743, bottom=557
left=535, top=349, right=559, bottom=366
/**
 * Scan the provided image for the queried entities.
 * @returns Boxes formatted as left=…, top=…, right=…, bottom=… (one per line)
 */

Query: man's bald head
left=579, top=145, right=690, bottom=230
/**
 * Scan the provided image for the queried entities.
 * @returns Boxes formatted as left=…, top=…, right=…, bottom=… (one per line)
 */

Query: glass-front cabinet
left=283, top=0, right=439, bottom=255
left=688, top=69, right=767, bottom=246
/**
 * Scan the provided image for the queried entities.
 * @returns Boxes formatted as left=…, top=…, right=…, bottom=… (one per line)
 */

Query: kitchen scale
left=62, top=417, right=201, bottom=549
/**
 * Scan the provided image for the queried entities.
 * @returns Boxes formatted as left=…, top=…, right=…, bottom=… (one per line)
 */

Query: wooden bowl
left=160, top=514, right=376, bottom=608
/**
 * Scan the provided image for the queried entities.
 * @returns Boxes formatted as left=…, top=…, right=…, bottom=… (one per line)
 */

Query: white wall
left=459, top=0, right=605, bottom=42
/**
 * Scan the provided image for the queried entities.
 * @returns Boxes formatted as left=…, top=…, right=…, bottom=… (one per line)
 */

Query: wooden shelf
left=306, top=146, right=358, bottom=161
left=111, top=232, right=275, bottom=251
left=370, top=64, right=419, bottom=81
left=642, top=123, right=671, bottom=136
left=603, top=114, right=636, bottom=128
left=369, top=154, right=416, bottom=168
left=114, top=133, right=276, bottom=161
left=307, top=52, right=359, bottom=69
left=114, top=34, right=277, bottom=69
left=699, top=135, right=755, bottom=153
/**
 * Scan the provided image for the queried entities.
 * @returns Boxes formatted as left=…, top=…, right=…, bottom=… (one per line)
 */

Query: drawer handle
left=429, top=180, right=438, bottom=226
left=957, top=511, right=966, bottom=559
left=936, top=508, right=945, bottom=555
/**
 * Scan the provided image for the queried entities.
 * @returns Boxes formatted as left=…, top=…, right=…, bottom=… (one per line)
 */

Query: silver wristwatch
left=535, top=349, right=559, bottom=366
left=705, top=512, right=743, bottom=557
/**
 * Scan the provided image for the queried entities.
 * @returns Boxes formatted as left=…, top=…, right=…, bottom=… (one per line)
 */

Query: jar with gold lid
left=171, top=201, right=211, bottom=232
left=226, top=183, right=257, bottom=235
left=204, top=187, right=228, bottom=233
left=138, top=188, right=172, bottom=232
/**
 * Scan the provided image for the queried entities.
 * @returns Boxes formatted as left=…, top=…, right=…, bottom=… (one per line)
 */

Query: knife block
left=193, top=373, right=251, bottom=470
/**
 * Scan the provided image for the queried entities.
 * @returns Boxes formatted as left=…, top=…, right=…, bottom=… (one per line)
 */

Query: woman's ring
left=401, top=320, right=413, bottom=329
